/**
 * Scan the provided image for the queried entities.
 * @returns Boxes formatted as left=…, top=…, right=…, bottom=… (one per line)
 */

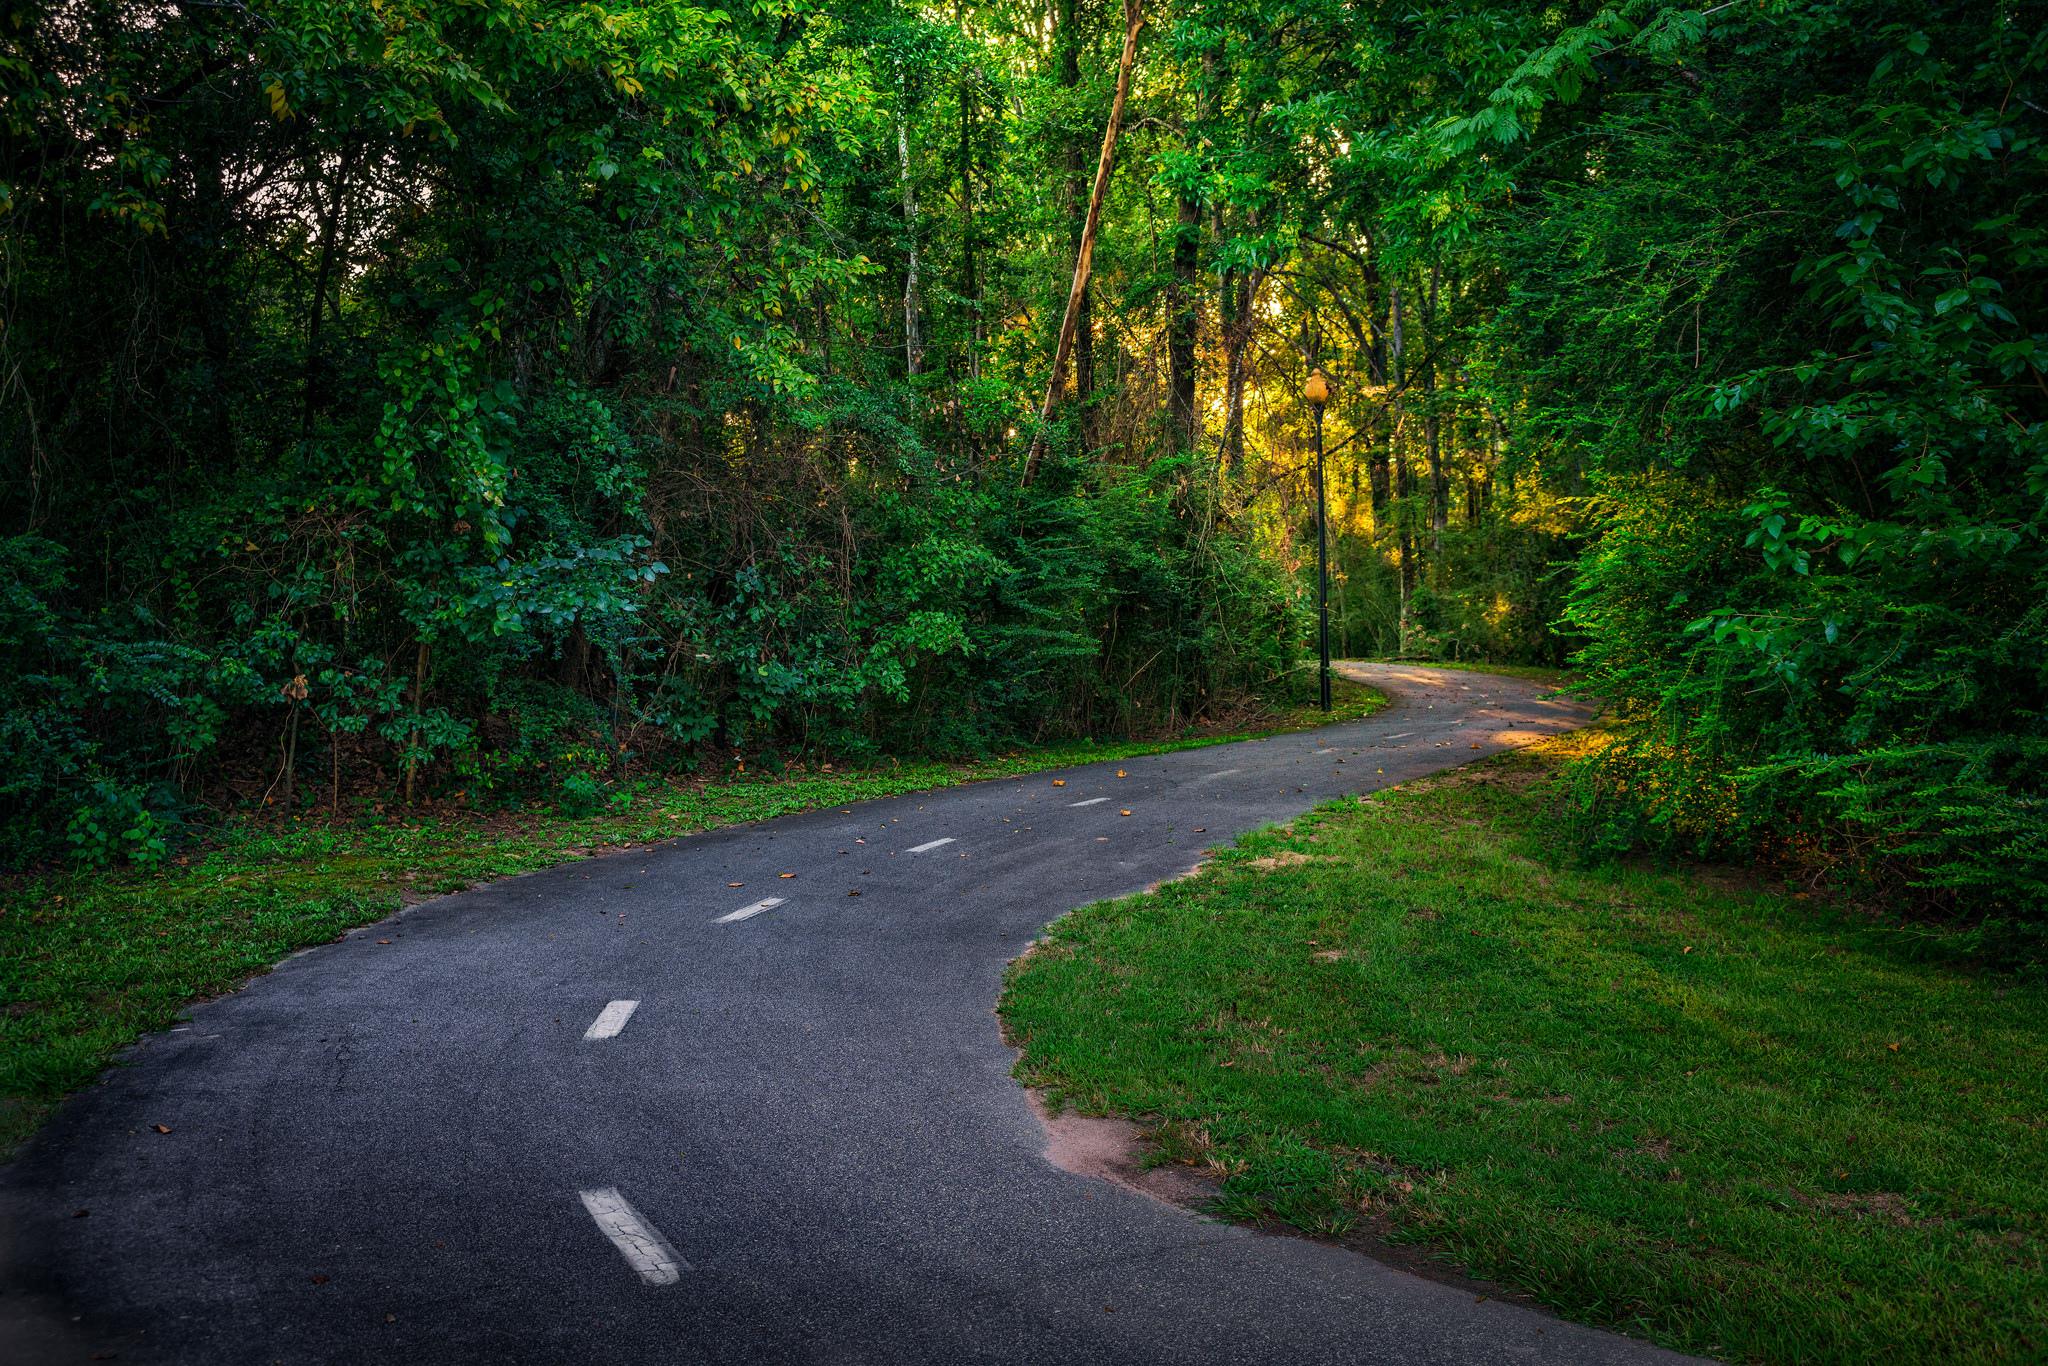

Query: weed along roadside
left=999, top=732, right=2048, bottom=1365
left=0, top=679, right=1387, bottom=1151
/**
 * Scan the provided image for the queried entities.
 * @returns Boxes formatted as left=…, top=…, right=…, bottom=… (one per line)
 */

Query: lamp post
left=1305, top=367, right=1332, bottom=712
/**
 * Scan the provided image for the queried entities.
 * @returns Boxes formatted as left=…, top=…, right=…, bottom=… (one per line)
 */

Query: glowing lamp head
left=1304, top=368, right=1330, bottom=408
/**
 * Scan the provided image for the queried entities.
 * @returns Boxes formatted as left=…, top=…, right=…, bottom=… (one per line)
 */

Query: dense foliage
left=3, top=0, right=2041, bottom=941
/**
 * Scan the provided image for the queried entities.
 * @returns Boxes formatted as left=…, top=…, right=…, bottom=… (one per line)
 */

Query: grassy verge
left=0, top=677, right=1385, bottom=1149
left=999, top=732, right=2045, bottom=1364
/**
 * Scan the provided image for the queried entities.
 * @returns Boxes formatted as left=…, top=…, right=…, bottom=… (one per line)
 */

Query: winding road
left=3, top=664, right=1705, bottom=1365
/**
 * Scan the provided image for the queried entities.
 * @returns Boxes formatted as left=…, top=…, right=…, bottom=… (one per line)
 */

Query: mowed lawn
left=1000, top=735, right=2046, bottom=1364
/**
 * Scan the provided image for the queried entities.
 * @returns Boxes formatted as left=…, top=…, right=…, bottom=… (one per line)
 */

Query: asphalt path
left=3, top=663, right=1705, bottom=1365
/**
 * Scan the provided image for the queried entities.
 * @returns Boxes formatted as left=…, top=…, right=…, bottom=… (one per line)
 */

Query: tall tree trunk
left=404, top=641, right=429, bottom=805
left=1021, top=0, right=1144, bottom=487
left=960, top=72, right=981, bottom=381
left=301, top=138, right=357, bottom=436
left=898, top=117, right=923, bottom=377
left=1424, top=263, right=1447, bottom=564
left=1395, top=427, right=1412, bottom=657
left=1218, top=210, right=1267, bottom=478
left=1059, top=0, right=1095, bottom=449
left=1168, top=196, right=1199, bottom=451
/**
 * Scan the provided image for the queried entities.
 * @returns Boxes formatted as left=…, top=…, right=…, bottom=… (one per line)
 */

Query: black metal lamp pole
left=1305, top=368, right=1332, bottom=712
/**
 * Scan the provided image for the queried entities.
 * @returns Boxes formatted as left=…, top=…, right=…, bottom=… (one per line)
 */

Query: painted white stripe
left=1382, top=733, right=1413, bottom=739
left=1067, top=797, right=1111, bottom=807
left=906, top=837, right=955, bottom=853
left=578, top=1187, right=687, bottom=1284
left=583, top=1000, right=640, bottom=1040
left=716, top=897, right=784, bottom=923
left=1202, top=769, right=1241, bottom=780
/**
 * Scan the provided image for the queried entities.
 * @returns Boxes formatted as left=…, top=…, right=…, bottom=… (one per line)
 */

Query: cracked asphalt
left=2, top=663, right=1711, bottom=1365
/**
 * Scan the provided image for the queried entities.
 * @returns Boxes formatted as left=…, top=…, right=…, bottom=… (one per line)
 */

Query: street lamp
left=1304, top=367, right=1332, bottom=712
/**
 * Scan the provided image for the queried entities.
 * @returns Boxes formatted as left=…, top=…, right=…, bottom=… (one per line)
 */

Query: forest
left=1, top=0, right=2041, bottom=939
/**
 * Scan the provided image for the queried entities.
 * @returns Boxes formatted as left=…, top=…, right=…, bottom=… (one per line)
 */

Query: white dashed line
left=578, top=1187, right=688, bottom=1284
left=1202, top=769, right=1241, bottom=780
left=1067, top=797, right=1111, bottom=807
left=907, top=838, right=956, bottom=853
left=717, top=897, right=785, bottom=923
left=583, top=1000, right=640, bottom=1040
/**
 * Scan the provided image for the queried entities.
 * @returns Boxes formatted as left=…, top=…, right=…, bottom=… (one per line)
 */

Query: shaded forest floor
left=1001, top=731, right=2045, bottom=1365
left=0, top=678, right=1386, bottom=1151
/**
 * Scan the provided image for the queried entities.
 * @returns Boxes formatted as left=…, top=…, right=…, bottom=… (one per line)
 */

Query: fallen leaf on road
left=72, top=1209, right=89, bottom=1218
left=152, top=1124, right=171, bottom=1134
left=848, top=890, right=861, bottom=897
left=728, top=882, right=743, bottom=887
left=310, top=1275, right=328, bottom=1284
left=386, top=1314, right=396, bottom=1323
left=1052, top=780, right=1065, bottom=786
left=376, top=940, right=391, bottom=945
left=1470, top=744, right=1480, bottom=749
left=1116, top=770, right=1126, bottom=777
left=1194, top=828, right=1205, bottom=832
left=1119, top=810, right=1131, bottom=816
left=779, top=873, right=795, bottom=878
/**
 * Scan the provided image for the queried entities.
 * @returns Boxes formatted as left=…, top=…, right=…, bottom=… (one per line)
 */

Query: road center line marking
left=1067, top=797, right=1111, bottom=807
left=907, top=838, right=955, bottom=853
left=578, top=1187, right=688, bottom=1284
left=716, top=897, right=785, bottom=923
left=583, top=1000, right=640, bottom=1040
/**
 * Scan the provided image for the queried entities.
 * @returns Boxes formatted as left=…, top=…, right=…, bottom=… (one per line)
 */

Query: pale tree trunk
left=1021, top=0, right=1144, bottom=487
left=1423, top=263, right=1446, bottom=563
left=1388, top=286, right=1410, bottom=654
left=1059, top=0, right=1094, bottom=448
left=899, top=118, right=923, bottom=377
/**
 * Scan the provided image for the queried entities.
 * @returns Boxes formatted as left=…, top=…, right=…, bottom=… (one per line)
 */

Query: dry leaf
left=1119, top=809, right=1131, bottom=816
left=1116, top=770, right=1126, bottom=777
left=847, top=890, right=861, bottom=897
left=72, top=1209, right=89, bottom=1218
left=152, top=1124, right=171, bottom=1134
left=728, top=882, right=742, bottom=887
left=376, top=939, right=391, bottom=945
left=1887, top=1042, right=1900, bottom=1051
left=1052, top=780, right=1065, bottom=786
left=1194, top=828, right=1205, bottom=832
left=779, top=873, right=795, bottom=879
left=310, top=1275, right=328, bottom=1284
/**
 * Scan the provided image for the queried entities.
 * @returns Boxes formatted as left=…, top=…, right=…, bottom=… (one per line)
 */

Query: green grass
left=0, top=677, right=1386, bottom=1149
left=999, top=734, right=2046, bottom=1364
